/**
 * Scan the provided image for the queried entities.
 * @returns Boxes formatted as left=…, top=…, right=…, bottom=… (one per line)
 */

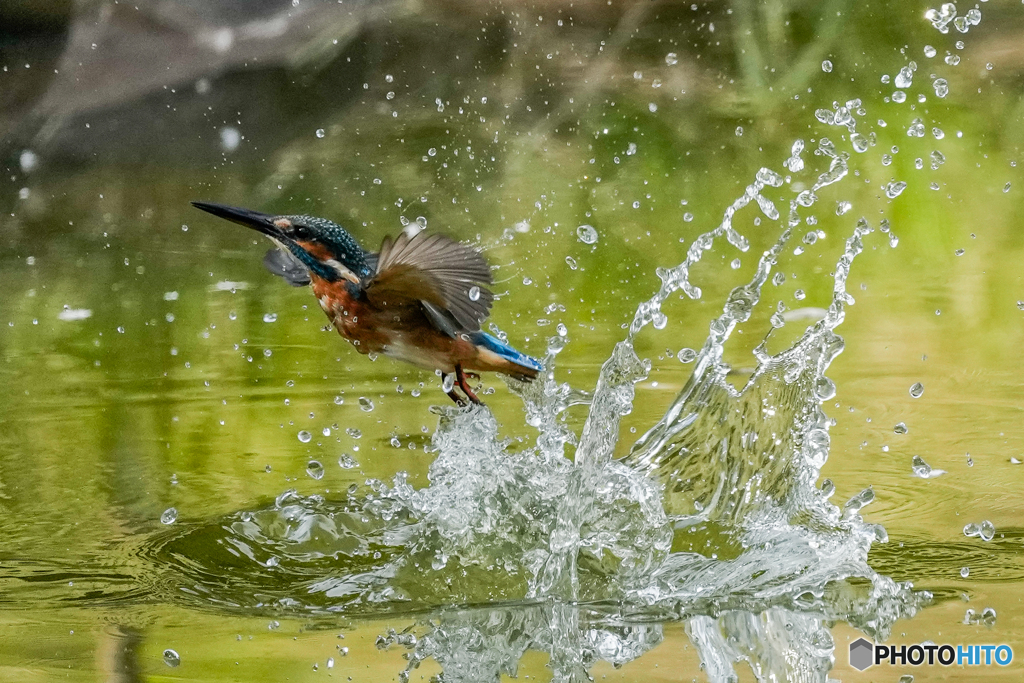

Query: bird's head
left=191, top=201, right=372, bottom=283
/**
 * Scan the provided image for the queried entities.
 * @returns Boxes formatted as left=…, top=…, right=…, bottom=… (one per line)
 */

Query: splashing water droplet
left=933, top=78, right=949, bottom=98
left=161, top=507, right=178, bottom=524
left=298, top=430, right=312, bottom=443
left=835, top=201, right=852, bottom=216
left=909, top=382, right=924, bottom=398
left=894, top=66, right=914, bottom=88
left=163, top=649, right=180, bottom=667
left=338, top=453, right=358, bottom=469
left=315, top=128, right=326, bottom=138
left=676, top=348, right=697, bottom=363
left=912, top=455, right=945, bottom=478
left=565, top=256, right=578, bottom=270
left=964, top=520, right=996, bottom=541
left=306, top=460, right=325, bottom=480
left=821, top=60, right=833, bottom=73
left=263, top=313, right=278, bottom=323
left=885, top=181, right=907, bottom=198
left=576, top=224, right=598, bottom=244
left=894, top=422, right=908, bottom=434
left=665, top=52, right=678, bottom=66
left=359, top=397, right=375, bottom=412
left=961, top=567, right=970, bottom=578
left=468, top=286, right=481, bottom=301
left=924, top=45, right=937, bottom=58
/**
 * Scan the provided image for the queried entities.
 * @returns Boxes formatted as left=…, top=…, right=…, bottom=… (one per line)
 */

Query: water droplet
left=892, top=90, right=907, bottom=104
left=964, top=520, right=996, bottom=541
left=907, top=118, right=925, bottom=137
left=315, top=128, right=326, bottom=138
left=441, top=374, right=455, bottom=393
left=835, top=201, right=852, bottom=216
left=338, top=453, right=358, bottom=469
left=1003, top=182, right=1012, bottom=193
left=263, top=313, right=278, bottom=323
left=730, top=258, right=741, bottom=269
left=821, top=59, right=833, bottom=73
left=794, top=289, right=806, bottom=300
left=909, top=382, right=924, bottom=398
left=220, top=127, right=240, bottom=152
left=298, top=430, right=312, bottom=443
left=665, top=52, right=678, bottom=66
left=161, top=507, right=178, bottom=524
left=885, top=181, right=907, bottom=198
left=652, top=311, right=668, bottom=329
left=683, top=212, right=694, bottom=222
left=960, top=566, right=970, bottom=578
left=933, top=78, right=949, bottom=98
left=648, top=102, right=657, bottom=113
left=427, top=147, right=437, bottom=156
left=163, top=649, right=180, bottom=667
left=814, top=377, right=837, bottom=401
left=468, top=286, right=481, bottom=301
left=772, top=272, right=786, bottom=286
left=19, top=150, right=38, bottom=173
left=268, top=620, right=280, bottom=630
left=954, top=248, right=965, bottom=256
left=306, top=460, right=324, bottom=480
left=565, top=256, right=578, bottom=270
left=894, top=422, right=908, bottom=434
left=359, top=397, right=375, bottom=412
left=924, top=45, right=937, bottom=58
left=912, top=455, right=944, bottom=478
left=576, top=224, right=598, bottom=244
left=677, top=348, right=697, bottom=363
left=894, top=66, right=914, bottom=88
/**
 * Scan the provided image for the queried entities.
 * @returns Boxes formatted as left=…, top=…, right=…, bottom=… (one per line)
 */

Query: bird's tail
left=469, top=332, right=543, bottom=381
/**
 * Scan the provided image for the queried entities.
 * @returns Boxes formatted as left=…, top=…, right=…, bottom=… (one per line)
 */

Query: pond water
left=1, top=1, right=1023, bottom=681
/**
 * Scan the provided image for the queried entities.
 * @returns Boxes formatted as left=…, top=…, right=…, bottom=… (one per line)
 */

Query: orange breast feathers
left=309, top=276, right=390, bottom=353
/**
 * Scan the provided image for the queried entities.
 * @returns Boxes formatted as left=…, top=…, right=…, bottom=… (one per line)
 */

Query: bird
left=190, top=201, right=542, bottom=405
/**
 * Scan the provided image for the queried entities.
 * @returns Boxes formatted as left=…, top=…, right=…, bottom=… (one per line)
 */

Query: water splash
left=122, top=57, right=940, bottom=683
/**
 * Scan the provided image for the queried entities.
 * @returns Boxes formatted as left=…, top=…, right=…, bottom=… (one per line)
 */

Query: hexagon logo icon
left=849, top=637, right=874, bottom=671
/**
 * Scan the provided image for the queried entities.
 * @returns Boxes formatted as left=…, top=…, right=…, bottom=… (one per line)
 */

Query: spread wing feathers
left=263, top=248, right=311, bottom=287
left=366, top=232, right=494, bottom=333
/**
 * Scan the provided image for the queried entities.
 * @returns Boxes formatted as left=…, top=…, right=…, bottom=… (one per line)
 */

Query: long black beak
left=190, top=201, right=285, bottom=239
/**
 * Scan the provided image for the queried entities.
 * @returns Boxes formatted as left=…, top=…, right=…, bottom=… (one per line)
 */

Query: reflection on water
left=2, top=0, right=1024, bottom=681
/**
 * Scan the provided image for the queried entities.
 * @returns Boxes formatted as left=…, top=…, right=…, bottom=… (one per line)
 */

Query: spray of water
left=138, top=17, right=992, bottom=679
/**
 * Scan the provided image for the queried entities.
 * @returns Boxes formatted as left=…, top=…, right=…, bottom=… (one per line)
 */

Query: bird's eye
left=292, top=225, right=310, bottom=239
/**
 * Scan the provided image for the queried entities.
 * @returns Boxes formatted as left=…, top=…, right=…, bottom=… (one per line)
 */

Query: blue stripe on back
left=469, top=332, right=543, bottom=372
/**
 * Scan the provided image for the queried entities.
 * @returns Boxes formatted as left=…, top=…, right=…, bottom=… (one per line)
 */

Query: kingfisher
left=190, top=202, right=542, bottom=405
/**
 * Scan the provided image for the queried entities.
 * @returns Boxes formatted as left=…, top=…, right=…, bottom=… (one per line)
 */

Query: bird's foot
left=445, top=388, right=468, bottom=407
left=455, top=364, right=484, bottom=405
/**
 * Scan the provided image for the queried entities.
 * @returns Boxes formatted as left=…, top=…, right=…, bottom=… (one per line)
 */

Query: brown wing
left=364, top=232, right=494, bottom=332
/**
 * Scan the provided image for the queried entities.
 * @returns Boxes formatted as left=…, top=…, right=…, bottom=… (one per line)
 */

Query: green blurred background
left=1, top=0, right=1024, bottom=680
